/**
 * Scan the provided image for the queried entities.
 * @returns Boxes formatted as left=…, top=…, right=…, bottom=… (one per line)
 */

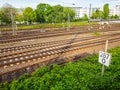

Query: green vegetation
left=92, top=32, right=102, bottom=36
left=91, top=3, right=110, bottom=20
left=1, top=21, right=96, bottom=30
left=0, top=3, right=75, bottom=25
left=103, top=4, right=110, bottom=20
left=0, top=2, right=117, bottom=26
left=23, top=7, right=36, bottom=24
left=110, top=14, right=119, bottom=19
left=0, top=46, right=120, bottom=90
left=0, top=3, right=17, bottom=24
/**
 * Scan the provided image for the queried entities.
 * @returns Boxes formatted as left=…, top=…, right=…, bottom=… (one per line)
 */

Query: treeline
left=0, top=3, right=75, bottom=25
left=0, top=3, right=119, bottom=25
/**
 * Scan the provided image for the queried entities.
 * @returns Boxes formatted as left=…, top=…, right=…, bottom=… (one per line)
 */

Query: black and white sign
left=99, top=51, right=111, bottom=66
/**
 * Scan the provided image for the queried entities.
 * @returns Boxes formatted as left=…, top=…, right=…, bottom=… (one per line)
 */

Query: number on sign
left=99, top=51, right=111, bottom=67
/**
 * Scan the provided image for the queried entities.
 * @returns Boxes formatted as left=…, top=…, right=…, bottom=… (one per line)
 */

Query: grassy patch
left=92, top=32, right=102, bottom=36
left=1, top=22, right=96, bottom=31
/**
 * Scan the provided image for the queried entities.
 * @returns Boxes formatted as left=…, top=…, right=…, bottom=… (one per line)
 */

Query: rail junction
left=0, top=23, right=120, bottom=82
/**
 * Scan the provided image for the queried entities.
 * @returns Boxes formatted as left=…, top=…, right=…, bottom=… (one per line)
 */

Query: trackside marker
left=98, top=40, right=111, bottom=76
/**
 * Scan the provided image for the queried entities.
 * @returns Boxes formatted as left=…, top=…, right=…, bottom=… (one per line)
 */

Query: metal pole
left=0, top=28, right=1, bottom=35
left=88, top=3, right=91, bottom=31
left=11, top=13, right=15, bottom=35
left=102, top=40, right=108, bottom=76
left=62, top=2, right=65, bottom=28
left=67, top=13, right=70, bottom=31
left=15, top=24, right=17, bottom=35
left=89, top=3, right=91, bottom=19
left=0, top=19, right=1, bottom=35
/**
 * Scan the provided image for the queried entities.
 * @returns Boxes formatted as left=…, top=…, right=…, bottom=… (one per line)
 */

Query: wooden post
left=102, top=40, right=108, bottom=76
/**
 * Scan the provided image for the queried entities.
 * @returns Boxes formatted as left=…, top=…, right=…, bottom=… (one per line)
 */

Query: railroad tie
left=3, top=65, right=8, bottom=68
left=42, top=57, right=46, bottom=59
left=33, top=59, right=36, bottom=61
left=22, top=61, right=25, bottom=64
left=10, top=64, right=14, bottom=67
left=16, top=63, right=20, bottom=65
left=28, top=60, right=31, bottom=62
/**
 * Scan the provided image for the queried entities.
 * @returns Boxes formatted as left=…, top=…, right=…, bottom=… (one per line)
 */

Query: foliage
left=1, top=3, right=120, bottom=25
left=91, top=3, right=110, bottom=20
left=0, top=46, right=120, bottom=90
left=15, top=9, right=24, bottom=23
left=83, top=14, right=89, bottom=21
left=110, top=14, right=119, bottom=19
left=0, top=3, right=75, bottom=24
left=16, top=14, right=23, bottom=23
left=0, top=10, right=6, bottom=24
left=91, top=9, right=103, bottom=19
left=52, top=5, right=64, bottom=23
left=103, top=3, right=110, bottom=19
left=23, top=7, right=36, bottom=24
left=92, top=32, right=102, bottom=36
left=1, top=3, right=17, bottom=24
left=35, top=3, right=75, bottom=23
left=36, top=3, right=52, bottom=23
left=63, top=7, right=75, bottom=22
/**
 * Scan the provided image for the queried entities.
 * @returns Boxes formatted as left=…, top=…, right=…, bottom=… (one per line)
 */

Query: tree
left=103, top=4, right=109, bottom=19
left=83, top=14, right=88, bottom=21
left=23, top=7, right=36, bottom=24
left=52, top=5, right=64, bottom=23
left=15, top=8, right=24, bottom=24
left=44, top=5, right=54, bottom=23
left=36, top=3, right=51, bottom=23
left=35, top=3, right=75, bottom=23
left=63, top=7, right=75, bottom=22
left=114, top=14, right=119, bottom=19
left=0, top=10, right=6, bottom=24
left=110, top=14, right=119, bottom=19
left=91, top=9, right=103, bottom=19
left=1, top=3, right=17, bottom=24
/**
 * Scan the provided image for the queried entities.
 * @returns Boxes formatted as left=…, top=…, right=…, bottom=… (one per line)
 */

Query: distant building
left=92, top=8, right=100, bottom=12
left=82, top=7, right=90, bottom=18
left=71, top=7, right=100, bottom=19
left=71, top=7, right=83, bottom=18
left=115, top=5, right=120, bottom=16
left=71, top=7, right=90, bottom=18
left=71, top=5, right=120, bottom=19
left=109, top=5, right=120, bottom=17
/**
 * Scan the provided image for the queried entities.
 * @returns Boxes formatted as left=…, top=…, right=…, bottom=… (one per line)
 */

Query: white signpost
left=99, top=51, right=111, bottom=66
left=98, top=40, right=111, bottom=76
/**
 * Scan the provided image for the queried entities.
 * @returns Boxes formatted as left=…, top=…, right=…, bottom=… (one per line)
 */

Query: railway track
left=0, top=24, right=120, bottom=82
left=1, top=23, right=119, bottom=36
left=0, top=28, right=119, bottom=44
left=0, top=34, right=120, bottom=75
left=0, top=32, right=120, bottom=55
left=0, top=24, right=120, bottom=43
left=0, top=37, right=120, bottom=83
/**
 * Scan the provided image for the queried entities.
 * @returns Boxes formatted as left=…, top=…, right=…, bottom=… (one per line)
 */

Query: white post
left=88, top=3, right=91, bottom=31
left=105, top=40, right=108, bottom=52
left=15, top=24, right=17, bottom=35
left=12, top=14, right=14, bottom=35
left=67, top=13, right=70, bottom=31
left=102, top=40, right=108, bottom=76
left=62, top=2, right=65, bottom=28
left=0, top=28, right=1, bottom=35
